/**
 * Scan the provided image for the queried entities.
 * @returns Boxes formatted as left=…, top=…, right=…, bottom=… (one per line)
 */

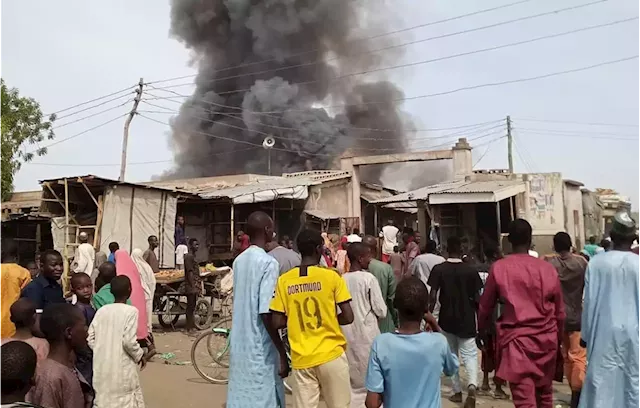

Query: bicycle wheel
left=158, top=298, right=180, bottom=329
left=194, top=298, right=214, bottom=330
left=191, top=328, right=231, bottom=384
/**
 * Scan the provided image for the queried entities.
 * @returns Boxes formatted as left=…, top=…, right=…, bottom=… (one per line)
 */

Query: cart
left=153, top=266, right=233, bottom=331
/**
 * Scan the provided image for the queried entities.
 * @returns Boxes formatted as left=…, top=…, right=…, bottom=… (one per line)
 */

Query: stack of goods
left=154, top=269, right=184, bottom=283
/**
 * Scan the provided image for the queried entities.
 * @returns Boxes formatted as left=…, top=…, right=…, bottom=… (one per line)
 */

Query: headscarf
left=91, top=251, right=108, bottom=286
left=131, top=248, right=156, bottom=301
left=114, top=249, right=149, bottom=340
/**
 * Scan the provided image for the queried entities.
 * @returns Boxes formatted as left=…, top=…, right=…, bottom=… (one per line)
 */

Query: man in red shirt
left=478, top=219, right=565, bottom=407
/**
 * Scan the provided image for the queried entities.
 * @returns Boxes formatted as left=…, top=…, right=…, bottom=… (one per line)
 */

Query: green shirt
left=92, top=283, right=131, bottom=310
left=367, top=259, right=398, bottom=333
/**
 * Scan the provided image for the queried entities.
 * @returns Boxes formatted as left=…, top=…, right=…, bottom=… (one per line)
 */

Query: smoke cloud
left=164, top=0, right=414, bottom=181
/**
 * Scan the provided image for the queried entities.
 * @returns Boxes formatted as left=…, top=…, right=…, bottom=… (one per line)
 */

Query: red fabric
left=340, top=236, right=348, bottom=250
left=240, top=234, right=250, bottom=251
left=478, top=254, right=565, bottom=386
left=381, top=253, right=390, bottom=263
left=114, top=249, right=149, bottom=340
left=481, top=333, right=498, bottom=373
left=509, top=378, right=554, bottom=408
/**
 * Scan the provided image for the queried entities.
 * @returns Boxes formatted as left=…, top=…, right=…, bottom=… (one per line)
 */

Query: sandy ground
left=140, top=326, right=573, bottom=408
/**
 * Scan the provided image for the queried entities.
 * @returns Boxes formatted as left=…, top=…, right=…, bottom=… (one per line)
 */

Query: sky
left=3, top=0, right=639, bottom=207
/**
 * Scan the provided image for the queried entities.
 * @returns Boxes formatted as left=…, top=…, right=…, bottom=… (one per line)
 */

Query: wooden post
left=507, top=115, right=513, bottom=173
left=230, top=204, right=235, bottom=252
left=417, top=200, right=427, bottom=249
left=119, top=78, right=144, bottom=181
left=93, top=195, right=104, bottom=250
left=63, top=178, right=70, bottom=295
left=373, top=205, right=379, bottom=236
left=496, top=200, right=502, bottom=247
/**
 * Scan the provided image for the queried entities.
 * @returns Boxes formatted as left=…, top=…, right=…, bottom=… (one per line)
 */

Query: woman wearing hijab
left=114, top=250, right=149, bottom=343
left=131, top=248, right=156, bottom=334
left=92, top=251, right=108, bottom=286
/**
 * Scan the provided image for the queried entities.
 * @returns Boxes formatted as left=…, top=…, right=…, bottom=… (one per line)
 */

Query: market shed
left=39, top=175, right=181, bottom=268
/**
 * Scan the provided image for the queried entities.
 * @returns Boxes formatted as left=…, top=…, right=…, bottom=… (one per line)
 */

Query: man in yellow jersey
left=270, top=229, right=355, bottom=408
left=1, top=242, right=32, bottom=338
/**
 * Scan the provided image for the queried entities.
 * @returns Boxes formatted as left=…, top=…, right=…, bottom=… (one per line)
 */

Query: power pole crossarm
left=506, top=115, right=513, bottom=173
left=119, top=78, right=144, bottom=181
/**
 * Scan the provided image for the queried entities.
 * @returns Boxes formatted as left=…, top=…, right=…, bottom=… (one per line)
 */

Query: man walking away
left=410, top=240, right=445, bottom=318
left=380, top=220, right=399, bottom=264
left=142, top=236, right=160, bottom=274
left=89, top=275, right=147, bottom=408
left=1, top=241, right=32, bottom=338
left=545, top=232, right=587, bottom=408
left=183, top=239, right=202, bottom=333
left=227, top=212, right=289, bottom=408
left=402, top=228, right=420, bottom=277
left=477, top=246, right=508, bottom=400
left=347, top=228, right=363, bottom=243
left=580, top=212, right=639, bottom=408
left=107, top=242, right=119, bottom=264
left=342, top=242, right=387, bottom=407
left=428, top=236, right=482, bottom=408
left=389, top=246, right=403, bottom=281
left=478, top=219, right=565, bottom=408
left=73, top=232, right=95, bottom=276
left=270, top=229, right=354, bottom=408
left=582, top=236, right=600, bottom=258
left=365, top=277, right=458, bottom=408
left=362, top=236, right=397, bottom=333
left=267, top=239, right=302, bottom=275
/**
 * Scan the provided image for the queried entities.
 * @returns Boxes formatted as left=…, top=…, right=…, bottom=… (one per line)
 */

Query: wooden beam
left=43, top=182, right=80, bottom=226
left=79, top=180, right=100, bottom=207
left=93, top=195, right=104, bottom=249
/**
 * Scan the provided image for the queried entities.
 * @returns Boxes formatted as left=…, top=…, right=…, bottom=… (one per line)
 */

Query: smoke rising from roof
left=163, top=0, right=414, bottom=181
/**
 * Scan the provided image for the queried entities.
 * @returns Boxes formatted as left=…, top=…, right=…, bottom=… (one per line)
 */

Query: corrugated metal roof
left=283, top=170, right=351, bottom=182
left=304, top=209, right=345, bottom=220
left=371, top=181, right=465, bottom=204
left=430, top=180, right=523, bottom=195
left=372, top=180, right=526, bottom=204
left=360, top=184, right=417, bottom=213
left=39, top=174, right=182, bottom=193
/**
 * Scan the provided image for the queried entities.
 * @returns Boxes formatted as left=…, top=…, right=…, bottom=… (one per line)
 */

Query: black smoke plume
left=164, top=0, right=414, bottom=181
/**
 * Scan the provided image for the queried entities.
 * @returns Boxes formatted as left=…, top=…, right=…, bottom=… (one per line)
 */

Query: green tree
left=1, top=79, right=55, bottom=201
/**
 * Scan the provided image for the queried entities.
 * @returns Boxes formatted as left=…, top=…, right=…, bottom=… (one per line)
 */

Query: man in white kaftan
left=89, top=302, right=145, bottom=408
left=227, top=245, right=284, bottom=408
left=74, top=233, right=95, bottom=276
left=341, top=267, right=387, bottom=407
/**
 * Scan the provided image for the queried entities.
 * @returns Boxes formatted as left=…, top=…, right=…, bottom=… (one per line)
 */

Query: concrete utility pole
left=506, top=115, right=513, bottom=173
left=119, top=78, right=144, bottom=181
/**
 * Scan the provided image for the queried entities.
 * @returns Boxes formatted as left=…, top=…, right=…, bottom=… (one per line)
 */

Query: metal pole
left=230, top=204, right=235, bottom=252
left=267, top=150, right=271, bottom=176
left=496, top=201, right=502, bottom=247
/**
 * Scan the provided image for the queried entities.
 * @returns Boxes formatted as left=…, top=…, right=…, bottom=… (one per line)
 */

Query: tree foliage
left=1, top=79, right=55, bottom=201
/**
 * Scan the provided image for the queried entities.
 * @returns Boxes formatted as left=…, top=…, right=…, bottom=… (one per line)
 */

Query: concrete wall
left=305, top=179, right=351, bottom=217
left=564, top=184, right=585, bottom=249
left=582, top=190, right=604, bottom=240
left=525, top=173, right=565, bottom=235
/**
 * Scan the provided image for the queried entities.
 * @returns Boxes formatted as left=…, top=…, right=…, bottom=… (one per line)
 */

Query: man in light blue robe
left=580, top=212, right=639, bottom=408
left=227, top=212, right=288, bottom=408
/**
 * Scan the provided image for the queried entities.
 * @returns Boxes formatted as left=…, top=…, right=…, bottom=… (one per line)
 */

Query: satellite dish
left=262, top=136, right=275, bottom=149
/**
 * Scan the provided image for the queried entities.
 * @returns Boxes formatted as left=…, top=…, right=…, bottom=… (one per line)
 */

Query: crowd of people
left=0, top=229, right=187, bottom=408
left=1, top=210, right=638, bottom=408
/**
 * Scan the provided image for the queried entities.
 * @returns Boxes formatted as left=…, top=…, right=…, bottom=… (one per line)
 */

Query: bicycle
left=190, top=318, right=293, bottom=393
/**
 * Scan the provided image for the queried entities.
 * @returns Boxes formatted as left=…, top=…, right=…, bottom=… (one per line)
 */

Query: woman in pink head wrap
left=114, top=249, right=149, bottom=340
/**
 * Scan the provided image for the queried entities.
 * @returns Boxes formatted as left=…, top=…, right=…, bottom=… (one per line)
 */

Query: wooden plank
left=79, top=180, right=100, bottom=207
left=43, top=182, right=80, bottom=226
left=93, top=195, right=104, bottom=249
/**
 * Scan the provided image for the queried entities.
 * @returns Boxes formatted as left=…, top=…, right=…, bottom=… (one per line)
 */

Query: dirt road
left=140, top=331, right=572, bottom=408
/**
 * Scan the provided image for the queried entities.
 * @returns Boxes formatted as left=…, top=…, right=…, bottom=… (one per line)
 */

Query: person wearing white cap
left=74, top=232, right=95, bottom=276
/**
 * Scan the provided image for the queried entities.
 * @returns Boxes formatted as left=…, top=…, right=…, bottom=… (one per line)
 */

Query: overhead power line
left=145, top=0, right=535, bottom=86
left=53, top=99, right=133, bottom=129
left=514, top=126, right=638, bottom=138
left=150, top=1, right=608, bottom=91
left=54, top=92, right=135, bottom=120
left=45, top=85, right=135, bottom=116
left=517, top=130, right=638, bottom=141
left=514, top=117, right=640, bottom=128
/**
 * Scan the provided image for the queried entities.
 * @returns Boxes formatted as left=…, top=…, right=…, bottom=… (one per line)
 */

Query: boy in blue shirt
left=365, top=277, right=459, bottom=408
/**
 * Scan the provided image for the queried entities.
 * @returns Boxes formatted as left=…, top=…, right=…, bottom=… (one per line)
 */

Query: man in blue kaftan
left=580, top=212, right=639, bottom=408
left=227, top=212, right=286, bottom=408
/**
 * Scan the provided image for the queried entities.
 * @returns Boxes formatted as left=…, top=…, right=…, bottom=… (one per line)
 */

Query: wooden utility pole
left=506, top=115, right=513, bottom=173
left=119, top=78, right=144, bottom=181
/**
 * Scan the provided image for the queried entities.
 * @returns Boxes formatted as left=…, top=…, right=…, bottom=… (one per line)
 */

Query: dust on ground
left=140, top=330, right=572, bottom=408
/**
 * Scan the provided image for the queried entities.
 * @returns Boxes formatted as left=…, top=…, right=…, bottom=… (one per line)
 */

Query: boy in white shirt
left=175, top=244, right=188, bottom=270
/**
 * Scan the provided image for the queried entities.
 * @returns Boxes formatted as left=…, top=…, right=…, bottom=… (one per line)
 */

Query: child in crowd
left=89, top=275, right=147, bottom=408
left=365, top=277, right=459, bottom=408
left=389, top=245, right=404, bottom=282
left=1, top=341, right=40, bottom=408
left=2, top=298, right=49, bottom=362
left=70, top=273, right=96, bottom=388
left=29, top=303, right=93, bottom=408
